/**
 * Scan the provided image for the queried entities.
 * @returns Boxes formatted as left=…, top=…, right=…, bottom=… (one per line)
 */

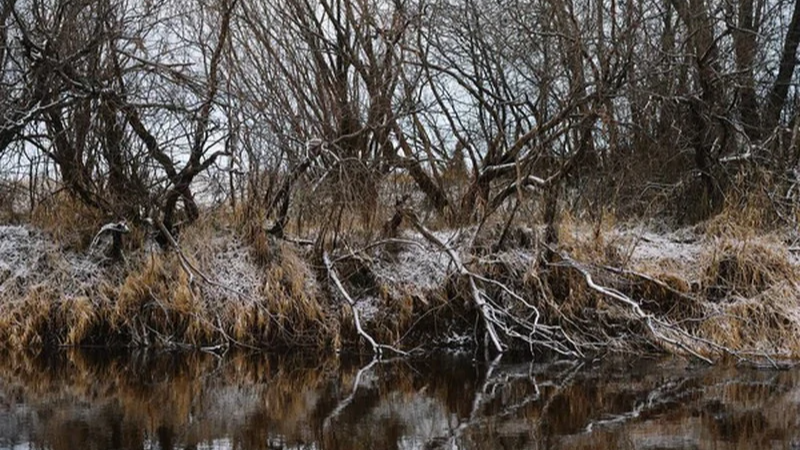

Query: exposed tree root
left=405, top=210, right=580, bottom=357
left=552, top=246, right=788, bottom=365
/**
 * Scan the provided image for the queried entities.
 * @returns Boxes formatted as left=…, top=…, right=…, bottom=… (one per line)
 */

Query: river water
left=0, top=350, right=798, bottom=449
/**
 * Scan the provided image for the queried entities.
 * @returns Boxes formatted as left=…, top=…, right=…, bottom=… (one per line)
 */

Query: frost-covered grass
left=0, top=225, right=106, bottom=299
left=197, top=235, right=266, bottom=304
left=370, top=229, right=459, bottom=294
left=563, top=221, right=800, bottom=359
left=4, top=213, right=800, bottom=361
left=0, top=222, right=333, bottom=349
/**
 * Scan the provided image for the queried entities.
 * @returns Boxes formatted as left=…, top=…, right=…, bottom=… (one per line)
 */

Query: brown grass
left=30, top=191, right=107, bottom=250
left=516, top=202, right=800, bottom=359
left=0, top=212, right=335, bottom=350
left=5, top=179, right=800, bottom=360
left=0, top=204, right=472, bottom=352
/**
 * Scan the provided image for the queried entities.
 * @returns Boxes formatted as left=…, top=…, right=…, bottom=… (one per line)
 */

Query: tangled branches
left=401, top=209, right=580, bottom=357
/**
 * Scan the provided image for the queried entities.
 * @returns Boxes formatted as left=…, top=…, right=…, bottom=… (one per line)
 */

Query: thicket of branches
left=3, top=0, right=800, bottom=237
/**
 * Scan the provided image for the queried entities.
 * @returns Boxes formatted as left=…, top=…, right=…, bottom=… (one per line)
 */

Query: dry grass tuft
left=30, top=192, right=106, bottom=250
left=65, top=296, right=101, bottom=346
left=111, top=253, right=213, bottom=346
left=698, top=283, right=800, bottom=356
left=701, top=239, right=797, bottom=300
left=703, top=168, right=786, bottom=237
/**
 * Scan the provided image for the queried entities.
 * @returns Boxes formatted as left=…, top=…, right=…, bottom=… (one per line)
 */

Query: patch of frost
left=628, top=231, right=702, bottom=264
left=0, top=225, right=104, bottom=297
left=201, top=236, right=264, bottom=304
left=354, top=296, right=381, bottom=322
left=609, top=227, right=704, bottom=276
left=370, top=229, right=459, bottom=293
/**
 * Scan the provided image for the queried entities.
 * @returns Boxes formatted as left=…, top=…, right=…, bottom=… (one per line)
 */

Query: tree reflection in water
left=0, top=350, right=798, bottom=449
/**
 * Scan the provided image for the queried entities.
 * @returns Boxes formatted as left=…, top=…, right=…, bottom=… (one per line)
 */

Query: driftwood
left=551, top=248, right=713, bottom=363
left=406, top=215, right=504, bottom=353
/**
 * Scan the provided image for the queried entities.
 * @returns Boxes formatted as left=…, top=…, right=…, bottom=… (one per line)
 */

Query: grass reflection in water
left=0, top=351, right=799, bottom=450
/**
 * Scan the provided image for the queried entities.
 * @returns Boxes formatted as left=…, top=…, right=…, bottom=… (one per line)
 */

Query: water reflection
left=0, top=350, right=799, bottom=449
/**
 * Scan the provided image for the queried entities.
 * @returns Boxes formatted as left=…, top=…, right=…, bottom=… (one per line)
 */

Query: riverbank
left=2, top=213, right=800, bottom=363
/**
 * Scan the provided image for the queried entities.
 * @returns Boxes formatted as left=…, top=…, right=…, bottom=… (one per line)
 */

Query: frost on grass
left=0, top=225, right=104, bottom=299
left=354, top=295, right=381, bottom=322
left=199, top=235, right=265, bottom=304
left=370, top=229, right=463, bottom=296
left=0, top=226, right=49, bottom=289
left=626, top=230, right=702, bottom=266
left=195, top=235, right=321, bottom=307
left=608, top=226, right=705, bottom=280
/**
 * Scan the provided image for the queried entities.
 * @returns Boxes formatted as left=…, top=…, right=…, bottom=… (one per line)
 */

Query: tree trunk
left=766, top=0, right=800, bottom=131
left=671, top=0, right=725, bottom=207
left=732, top=0, right=762, bottom=141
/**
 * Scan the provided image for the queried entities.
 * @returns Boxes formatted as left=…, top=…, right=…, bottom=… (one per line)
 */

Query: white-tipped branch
left=405, top=215, right=504, bottom=353
left=554, top=250, right=714, bottom=364
left=323, top=251, right=407, bottom=357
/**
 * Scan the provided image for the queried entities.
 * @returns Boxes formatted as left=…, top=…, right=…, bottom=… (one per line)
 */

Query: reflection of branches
left=323, top=356, right=380, bottom=431
left=425, top=355, right=542, bottom=449
left=534, top=360, right=585, bottom=429
left=583, top=375, right=698, bottom=432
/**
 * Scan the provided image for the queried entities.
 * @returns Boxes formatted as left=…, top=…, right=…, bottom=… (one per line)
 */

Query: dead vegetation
left=4, top=191, right=800, bottom=365
left=6, top=0, right=800, bottom=365
left=0, top=218, right=336, bottom=350
left=3, top=153, right=800, bottom=364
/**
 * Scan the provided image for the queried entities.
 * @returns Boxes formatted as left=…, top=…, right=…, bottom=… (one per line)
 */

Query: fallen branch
left=599, top=262, right=786, bottom=366
left=599, top=265, right=699, bottom=302
left=323, top=251, right=407, bottom=357
left=553, top=249, right=713, bottom=363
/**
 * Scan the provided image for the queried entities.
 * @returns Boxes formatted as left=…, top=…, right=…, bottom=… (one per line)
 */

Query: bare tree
left=0, top=0, right=239, bottom=241
left=5, top=0, right=800, bottom=242
left=230, top=0, right=434, bottom=236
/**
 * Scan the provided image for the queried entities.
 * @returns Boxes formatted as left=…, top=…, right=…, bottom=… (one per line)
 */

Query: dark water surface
left=0, top=350, right=798, bottom=450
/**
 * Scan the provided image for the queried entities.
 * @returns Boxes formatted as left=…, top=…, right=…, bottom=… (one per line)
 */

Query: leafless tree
left=0, top=0, right=238, bottom=241
left=5, top=0, right=800, bottom=239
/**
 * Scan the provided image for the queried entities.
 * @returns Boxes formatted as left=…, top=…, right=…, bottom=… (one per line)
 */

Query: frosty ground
left=1, top=218, right=800, bottom=364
